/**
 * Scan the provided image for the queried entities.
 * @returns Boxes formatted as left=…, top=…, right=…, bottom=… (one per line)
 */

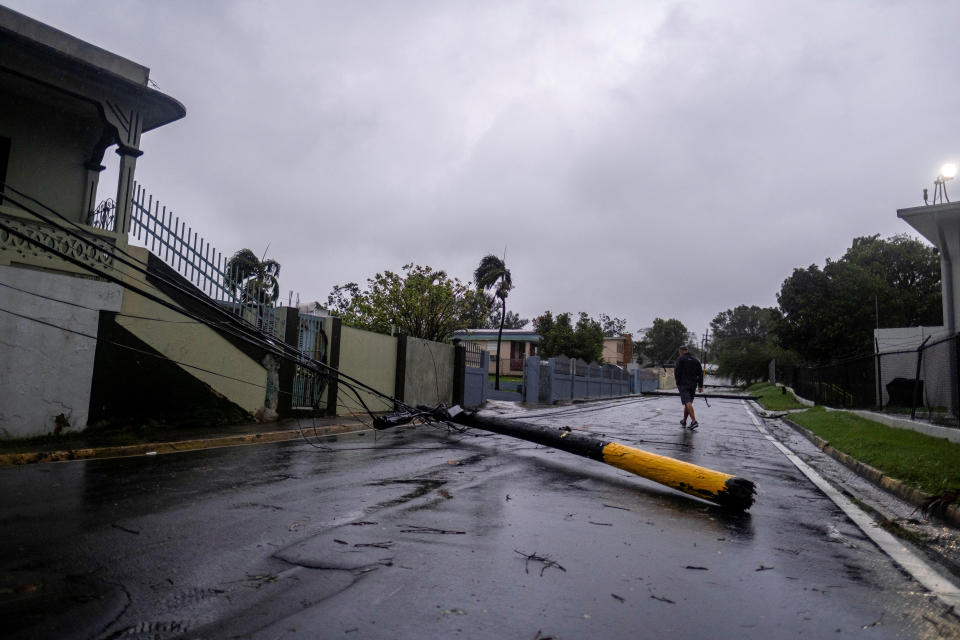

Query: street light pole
left=932, top=163, right=957, bottom=205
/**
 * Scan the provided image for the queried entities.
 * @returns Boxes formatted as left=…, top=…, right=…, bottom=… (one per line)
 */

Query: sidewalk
left=0, top=414, right=371, bottom=466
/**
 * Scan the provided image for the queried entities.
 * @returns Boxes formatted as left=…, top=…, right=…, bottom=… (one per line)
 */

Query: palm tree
left=474, top=254, right=513, bottom=390
left=226, top=248, right=281, bottom=309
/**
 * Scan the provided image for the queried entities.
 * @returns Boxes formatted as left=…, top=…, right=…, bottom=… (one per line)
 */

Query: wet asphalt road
left=3, top=396, right=960, bottom=639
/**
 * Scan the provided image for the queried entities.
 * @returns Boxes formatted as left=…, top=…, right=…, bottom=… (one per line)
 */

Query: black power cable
left=0, top=185, right=424, bottom=422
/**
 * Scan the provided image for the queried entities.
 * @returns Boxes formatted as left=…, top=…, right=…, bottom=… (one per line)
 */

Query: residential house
left=0, top=7, right=271, bottom=438
left=602, top=333, right=633, bottom=368
left=452, top=328, right=540, bottom=376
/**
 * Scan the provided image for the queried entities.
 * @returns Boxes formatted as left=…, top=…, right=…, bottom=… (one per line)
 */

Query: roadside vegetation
left=747, top=383, right=806, bottom=411
left=751, top=383, right=960, bottom=495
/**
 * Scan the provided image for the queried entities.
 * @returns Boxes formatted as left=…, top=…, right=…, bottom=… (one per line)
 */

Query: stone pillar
left=114, top=145, right=143, bottom=238
left=97, top=99, right=144, bottom=241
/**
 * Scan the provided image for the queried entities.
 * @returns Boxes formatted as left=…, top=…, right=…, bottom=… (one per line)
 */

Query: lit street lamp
left=929, top=162, right=957, bottom=204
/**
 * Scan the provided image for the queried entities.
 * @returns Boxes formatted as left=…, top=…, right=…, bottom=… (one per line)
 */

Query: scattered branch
left=515, top=550, right=567, bottom=576
left=400, top=524, right=465, bottom=535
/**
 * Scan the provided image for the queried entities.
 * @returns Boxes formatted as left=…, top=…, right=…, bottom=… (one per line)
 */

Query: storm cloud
left=7, top=0, right=957, bottom=339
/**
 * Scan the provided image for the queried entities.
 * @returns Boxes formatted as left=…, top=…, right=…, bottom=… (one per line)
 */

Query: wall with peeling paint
left=404, top=337, right=454, bottom=408
left=0, top=264, right=122, bottom=438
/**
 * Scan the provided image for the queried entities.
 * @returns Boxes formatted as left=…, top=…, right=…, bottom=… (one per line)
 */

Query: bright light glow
left=941, top=163, right=958, bottom=180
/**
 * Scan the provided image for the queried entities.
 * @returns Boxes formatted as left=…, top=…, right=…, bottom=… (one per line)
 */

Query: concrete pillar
left=453, top=344, right=466, bottom=406
left=394, top=334, right=408, bottom=409
left=277, top=306, right=299, bottom=416
left=325, top=317, right=342, bottom=417
left=524, top=356, right=540, bottom=403
left=114, top=145, right=143, bottom=238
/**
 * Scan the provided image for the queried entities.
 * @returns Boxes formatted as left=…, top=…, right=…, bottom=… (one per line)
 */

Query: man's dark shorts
left=678, top=385, right=696, bottom=405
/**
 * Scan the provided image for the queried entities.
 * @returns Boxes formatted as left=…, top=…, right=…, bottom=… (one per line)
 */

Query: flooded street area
left=3, top=395, right=960, bottom=639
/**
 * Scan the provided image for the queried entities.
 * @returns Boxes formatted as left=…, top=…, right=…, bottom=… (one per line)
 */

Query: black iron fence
left=91, top=182, right=286, bottom=333
left=775, top=333, right=960, bottom=427
left=464, top=341, right=486, bottom=368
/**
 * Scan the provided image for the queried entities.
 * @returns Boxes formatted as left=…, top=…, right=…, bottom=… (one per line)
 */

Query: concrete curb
left=0, top=422, right=369, bottom=467
left=778, top=415, right=960, bottom=528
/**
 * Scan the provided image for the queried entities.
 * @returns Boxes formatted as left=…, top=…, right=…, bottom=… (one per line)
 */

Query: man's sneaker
left=688, top=421, right=699, bottom=430
left=680, top=419, right=687, bottom=428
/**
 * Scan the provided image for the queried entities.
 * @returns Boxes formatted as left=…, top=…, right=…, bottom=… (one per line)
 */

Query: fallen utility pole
left=643, top=391, right=759, bottom=401
left=376, top=407, right=755, bottom=511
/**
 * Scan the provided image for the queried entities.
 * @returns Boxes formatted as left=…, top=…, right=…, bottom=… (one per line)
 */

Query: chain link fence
left=776, top=334, right=960, bottom=428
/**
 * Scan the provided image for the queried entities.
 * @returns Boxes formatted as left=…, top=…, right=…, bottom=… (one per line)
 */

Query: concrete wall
left=404, top=337, right=454, bottom=407
left=0, top=79, right=102, bottom=222
left=114, top=246, right=268, bottom=415
left=0, top=264, right=122, bottom=438
left=335, top=325, right=397, bottom=414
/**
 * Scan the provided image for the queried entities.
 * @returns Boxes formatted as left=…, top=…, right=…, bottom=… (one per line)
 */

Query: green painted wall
left=115, top=246, right=268, bottom=415
left=336, top=325, right=398, bottom=414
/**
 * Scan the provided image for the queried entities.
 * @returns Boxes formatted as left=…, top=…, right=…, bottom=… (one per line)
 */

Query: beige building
left=0, top=7, right=271, bottom=438
left=452, top=329, right=540, bottom=375
left=602, top=333, right=633, bottom=368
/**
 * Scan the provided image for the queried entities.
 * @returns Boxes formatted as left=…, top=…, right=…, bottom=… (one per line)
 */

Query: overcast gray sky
left=8, top=0, right=958, bottom=340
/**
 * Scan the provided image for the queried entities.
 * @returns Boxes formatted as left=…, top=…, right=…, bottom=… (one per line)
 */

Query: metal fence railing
left=292, top=314, right=328, bottom=409
left=91, top=183, right=280, bottom=332
left=776, top=333, right=960, bottom=427
left=464, top=341, right=485, bottom=368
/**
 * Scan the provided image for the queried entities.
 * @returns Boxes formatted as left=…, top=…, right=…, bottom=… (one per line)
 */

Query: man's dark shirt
left=674, top=353, right=703, bottom=389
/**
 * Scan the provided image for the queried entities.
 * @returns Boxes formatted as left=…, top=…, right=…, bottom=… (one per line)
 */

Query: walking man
left=675, top=345, right=704, bottom=429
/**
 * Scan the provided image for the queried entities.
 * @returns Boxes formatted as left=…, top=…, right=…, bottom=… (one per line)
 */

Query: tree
left=325, top=264, right=480, bottom=342
left=226, top=248, right=281, bottom=308
left=637, top=318, right=689, bottom=367
left=474, top=254, right=513, bottom=390
left=709, top=305, right=784, bottom=385
left=776, top=234, right=941, bottom=363
left=710, top=305, right=778, bottom=353
left=459, top=291, right=495, bottom=329
left=488, top=307, right=528, bottom=330
left=533, top=311, right=604, bottom=363
left=842, top=234, right=941, bottom=328
left=599, top=314, right=627, bottom=337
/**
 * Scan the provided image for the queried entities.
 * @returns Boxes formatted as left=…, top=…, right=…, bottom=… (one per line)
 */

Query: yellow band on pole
left=601, top=441, right=737, bottom=503
left=445, top=410, right=756, bottom=510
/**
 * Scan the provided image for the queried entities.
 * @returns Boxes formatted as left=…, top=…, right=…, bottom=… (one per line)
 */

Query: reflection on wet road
left=3, top=396, right=960, bottom=639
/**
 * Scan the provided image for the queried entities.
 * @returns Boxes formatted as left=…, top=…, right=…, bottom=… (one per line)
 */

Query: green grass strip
left=747, top=383, right=807, bottom=411
left=789, top=406, right=960, bottom=495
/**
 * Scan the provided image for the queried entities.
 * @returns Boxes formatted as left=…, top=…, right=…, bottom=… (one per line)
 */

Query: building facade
left=452, top=328, right=540, bottom=376
left=0, top=7, right=275, bottom=438
left=602, top=333, right=633, bottom=368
